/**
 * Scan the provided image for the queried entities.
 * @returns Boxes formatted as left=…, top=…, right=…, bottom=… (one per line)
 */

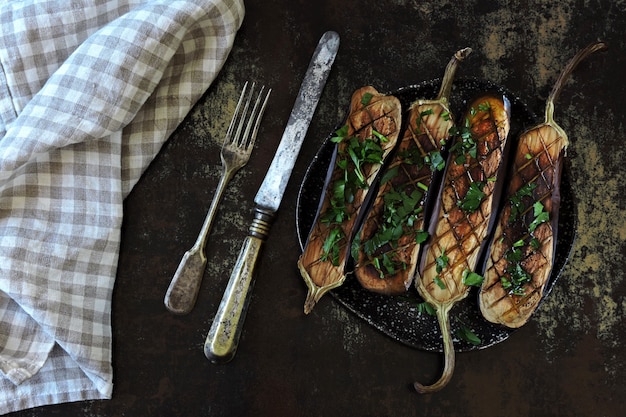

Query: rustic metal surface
left=11, top=1, right=626, bottom=416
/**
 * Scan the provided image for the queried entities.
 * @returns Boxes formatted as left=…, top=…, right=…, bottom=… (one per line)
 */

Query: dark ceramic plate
left=295, top=78, right=577, bottom=352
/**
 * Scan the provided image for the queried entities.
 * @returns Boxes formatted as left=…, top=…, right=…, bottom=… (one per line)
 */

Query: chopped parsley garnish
left=434, top=276, right=446, bottom=289
left=320, top=226, right=343, bottom=265
left=501, top=259, right=532, bottom=296
left=448, top=117, right=477, bottom=164
left=448, top=102, right=490, bottom=165
left=417, top=301, right=436, bottom=316
left=396, top=146, right=445, bottom=173
left=509, top=183, right=537, bottom=222
left=320, top=125, right=388, bottom=264
left=456, top=324, right=481, bottom=346
left=529, top=201, right=549, bottom=232
left=462, top=269, right=484, bottom=286
left=359, top=183, right=428, bottom=278
left=432, top=248, right=449, bottom=289
left=424, top=150, right=445, bottom=171
left=361, top=92, right=373, bottom=106
left=435, top=248, right=449, bottom=273
left=477, top=101, right=491, bottom=112
left=500, top=207, right=547, bottom=296
left=458, top=181, right=485, bottom=212
left=420, top=108, right=434, bottom=119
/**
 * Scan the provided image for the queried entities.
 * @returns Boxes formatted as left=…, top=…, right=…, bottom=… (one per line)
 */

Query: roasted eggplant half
left=298, top=86, right=401, bottom=314
left=415, top=94, right=511, bottom=393
left=479, top=41, right=607, bottom=328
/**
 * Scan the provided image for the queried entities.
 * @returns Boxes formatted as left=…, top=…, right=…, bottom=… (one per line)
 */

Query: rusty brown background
left=10, top=1, right=626, bottom=416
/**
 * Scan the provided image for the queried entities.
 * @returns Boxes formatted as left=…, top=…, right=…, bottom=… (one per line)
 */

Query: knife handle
left=204, top=207, right=274, bottom=363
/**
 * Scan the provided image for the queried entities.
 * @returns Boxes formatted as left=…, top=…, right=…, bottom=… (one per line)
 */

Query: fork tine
left=225, top=81, right=249, bottom=143
left=241, top=86, right=271, bottom=151
left=231, top=82, right=256, bottom=148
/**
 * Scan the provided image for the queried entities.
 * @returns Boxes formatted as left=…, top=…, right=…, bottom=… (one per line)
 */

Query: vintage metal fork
left=164, top=82, right=271, bottom=315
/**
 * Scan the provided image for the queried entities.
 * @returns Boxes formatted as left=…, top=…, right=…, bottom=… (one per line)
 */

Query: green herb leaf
left=458, top=181, right=485, bottom=212
left=417, top=302, right=436, bottom=316
left=530, top=237, right=540, bottom=250
left=435, top=248, right=449, bottom=273
left=361, top=92, right=373, bottom=106
left=449, top=117, right=478, bottom=165
left=415, top=230, right=429, bottom=245
left=426, top=150, right=445, bottom=171
left=434, top=276, right=446, bottom=289
left=509, top=182, right=537, bottom=222
left=331, top=125, right=349, bottom=143
left=529, top=201, right=549, bottom=232
left=420, top=108, right=434, bottom=118
left=320, top=227, right=344, bottom=266
left=457, top=325, right=481, bottom=345
left=462, top=269, right=484, bottom=286
left=380, top=166, right=399, bottom=185
left=477, top=101, right=491, bottom=112
left=371, top=129, right=389, bottom=143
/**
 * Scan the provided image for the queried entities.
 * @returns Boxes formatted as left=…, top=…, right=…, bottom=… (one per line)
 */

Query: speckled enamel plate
left=296, top=78, right=577, bottom=352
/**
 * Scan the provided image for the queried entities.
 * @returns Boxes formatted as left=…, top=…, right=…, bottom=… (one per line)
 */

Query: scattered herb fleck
left=361, top=92, right=373, bottom=106
left=417, top=301, right=436, bottom=316
left=456, top=325, right=481, bottom=346
left=435, top=248, right=449, bottom=273
left=434, top=276, right=446, bottom=289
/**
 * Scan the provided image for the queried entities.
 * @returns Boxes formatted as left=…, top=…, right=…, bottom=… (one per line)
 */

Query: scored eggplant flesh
left=353, top=48, right=471, bottom=295
left=298, top=86, right=401, bottom=314
left=414, top=94, right=511, bottom=393
left=479, top=41, right=608, bottom=328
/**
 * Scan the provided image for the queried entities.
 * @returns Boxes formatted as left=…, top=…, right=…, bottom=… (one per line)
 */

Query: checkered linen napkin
left=0, top=0, right=244, bottom=413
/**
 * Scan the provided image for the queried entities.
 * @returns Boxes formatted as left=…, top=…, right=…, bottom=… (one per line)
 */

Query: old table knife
left=204, top=31, right=340, bottom=363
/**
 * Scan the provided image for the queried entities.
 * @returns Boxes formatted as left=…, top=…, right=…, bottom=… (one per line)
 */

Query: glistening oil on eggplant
left=296, top=78, right=577, bottom=352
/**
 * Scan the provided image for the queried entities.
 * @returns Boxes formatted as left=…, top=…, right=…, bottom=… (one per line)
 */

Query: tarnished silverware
left=204, top=31, right=340, bottom=363
left=164, top=82, right=271, bottom=315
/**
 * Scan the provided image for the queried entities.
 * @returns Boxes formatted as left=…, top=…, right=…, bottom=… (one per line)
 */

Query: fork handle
left=204, top=207, right=274, bottom=363
left=164, top=245, right=207, bottom=314
left=164, top=169, right=233, bottom=315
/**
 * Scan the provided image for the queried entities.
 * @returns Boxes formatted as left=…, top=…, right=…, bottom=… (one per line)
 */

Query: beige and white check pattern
left=0, top=0, right=244, bottom=413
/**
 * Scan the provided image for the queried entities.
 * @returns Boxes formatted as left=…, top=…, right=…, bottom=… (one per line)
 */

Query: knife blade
left=204, top=31, right=340, bottom=363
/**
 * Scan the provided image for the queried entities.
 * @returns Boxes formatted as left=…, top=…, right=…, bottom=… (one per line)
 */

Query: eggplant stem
left=299, top=258, right=346, bottom=314
left=435, top=47, right=473, bottom=102
left=544, top=41, right=607, bottom=126
left=414, top=302, right=455, bottom=393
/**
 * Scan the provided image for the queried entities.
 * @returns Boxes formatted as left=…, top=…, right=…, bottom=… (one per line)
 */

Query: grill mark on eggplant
left=479, top=42, right=607, bottom=329
left=298, top=86, right=401, bottom=314
left=353, top=48, right=471, bottom=295
left=414, top=94, right=511, bottom=394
